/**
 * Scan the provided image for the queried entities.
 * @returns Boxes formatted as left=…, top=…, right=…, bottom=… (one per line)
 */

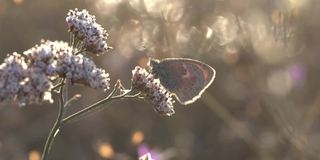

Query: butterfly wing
left=150, top=58, right=215, bottom=105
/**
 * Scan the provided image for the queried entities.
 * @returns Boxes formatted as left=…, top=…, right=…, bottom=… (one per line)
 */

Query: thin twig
left=52, top=82, right=65, bottom=91
left=64, top=94, right=82, bottom=108
left=74, top=50, right=85, bottom=55
left=61, top=89, right=137, bottom=124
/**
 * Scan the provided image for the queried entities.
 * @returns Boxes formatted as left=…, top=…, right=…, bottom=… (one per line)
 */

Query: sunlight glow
left=212, top=16, right=238, bottom=46
left=206, top=27, right=213, bottom=39
left=95, top=0, right=122, bottom=15
left=267, top=70, right=292, bottom=96
left=98, top=143, right=114, bottom=159
left=13, top=0, right=24, bottom=5
left=132, top=130, right=144, bottom=145
left=288, top=0, right=309, bottom=10
left=28, top=150, right=41, bottom=160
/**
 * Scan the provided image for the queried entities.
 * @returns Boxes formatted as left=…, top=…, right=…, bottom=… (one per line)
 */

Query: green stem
left=41, top=84, right=65, bottom=160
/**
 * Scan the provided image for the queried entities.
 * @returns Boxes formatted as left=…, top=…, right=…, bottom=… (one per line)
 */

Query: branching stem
left=41, top=80, right=140, bottom=160
left=41, top=81, right=65, bottom=160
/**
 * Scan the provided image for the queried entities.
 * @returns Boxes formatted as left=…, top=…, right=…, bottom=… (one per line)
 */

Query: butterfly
left=148, top=58, right=216, bottom=105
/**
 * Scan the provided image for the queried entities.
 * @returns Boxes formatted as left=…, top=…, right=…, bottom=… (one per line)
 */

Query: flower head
left=0, top=53, right=53, bottom=106
left=55, top=52, right=110, bottom=90
left=17, top=67, right=53, bottom=106
left=23, top=40, right=73, bottom=77
left=24, top=40, right=111, bottom=91
left=0, top=40, right=111, bottom=106
left=66, top=8, right=111, bottom=54
left=132, top=66, right=175, bottom=116
left=0, top=53, right=27, bottom=103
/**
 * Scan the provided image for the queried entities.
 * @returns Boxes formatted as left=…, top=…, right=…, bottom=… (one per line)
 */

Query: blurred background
left=0, top=0, right=319, bottom=159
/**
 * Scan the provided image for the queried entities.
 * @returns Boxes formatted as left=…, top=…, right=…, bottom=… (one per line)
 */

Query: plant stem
left=41, top=80, right=139, bottom=159
left=41, top=84, right=65, bottom=160
left=74, top=49, right=85, bottom=55
left=52, top=82, right=65, bottom=91
left=62, top=90, right=137, bottom=124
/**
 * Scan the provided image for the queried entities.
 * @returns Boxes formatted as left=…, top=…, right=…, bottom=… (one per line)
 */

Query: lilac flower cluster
left=54, top=49, right=110, bottom=90
left=24, top=40, right=110, bottom=90
left=18, top=66, right=53, bottom=106
left=0, top=52, right=53, bottom=106
left=0, top=53, right=28, bottom=104
left=0, top=40, right=110, bottom=106
left=66, top=8, right=111, bottom=54
left=132, top=66, right=175, bottom=116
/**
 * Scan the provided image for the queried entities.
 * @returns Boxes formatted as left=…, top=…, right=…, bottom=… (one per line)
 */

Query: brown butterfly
left=149, top=58, right=216, bottom=105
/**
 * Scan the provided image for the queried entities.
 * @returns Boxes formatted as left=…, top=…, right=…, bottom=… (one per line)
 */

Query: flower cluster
left=0, top=53, right=53, bottom=106
left=17, top=66, right=53, bottom=106
left=24, top=40, right=111, bottom=90
left=0, top=40, right=110, bottom=106
left=0, top=53, right=28, bottom=103
left=132, top=66, right=175, bottom=116
left=66, top=8, right=111, bottom=54
left=54, top=50, right=110, bottom=90
left=23, top=40, right=73, bottom=77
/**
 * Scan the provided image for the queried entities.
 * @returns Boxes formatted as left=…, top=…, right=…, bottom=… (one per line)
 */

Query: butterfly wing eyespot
left=173, top=60, right=214, bottom=105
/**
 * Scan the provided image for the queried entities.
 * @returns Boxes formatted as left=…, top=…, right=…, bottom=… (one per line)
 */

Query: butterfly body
left=149, top=58, right=215, bottom=105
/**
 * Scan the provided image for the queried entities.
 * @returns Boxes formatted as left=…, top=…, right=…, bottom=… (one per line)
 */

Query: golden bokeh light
left=205, top=27, right=213, bottom=39
left=13, top=0, right=24, bottom=5
left=98, top=143, right=114, bottom=159
left=28, top=150, right=41, bottom=160
left=131, top=130, right=144, bottom=145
